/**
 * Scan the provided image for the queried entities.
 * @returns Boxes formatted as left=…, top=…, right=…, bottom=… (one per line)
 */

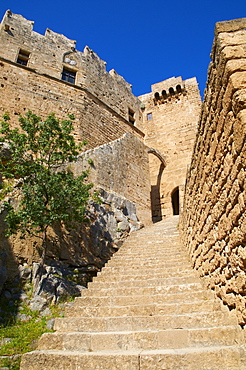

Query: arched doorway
left=147, top=148, right=166, bottom=223
left=150, top=162, right=164, bottom=222
left=171, top=187, right=179, bottom=215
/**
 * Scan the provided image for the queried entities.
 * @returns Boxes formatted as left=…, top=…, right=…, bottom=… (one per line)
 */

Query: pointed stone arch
left=147, top=148, right=166, bottom=167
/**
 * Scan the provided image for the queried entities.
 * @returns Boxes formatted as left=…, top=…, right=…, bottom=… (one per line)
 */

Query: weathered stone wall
left=0, top=10, right=143, bottom=148
left=138, top=77, right=201, bottom=221
left=69, top=132, right=152, bottom=226
left=181, top=18, right=246, bottom=324
left=0, top=133, right=151, bottom=283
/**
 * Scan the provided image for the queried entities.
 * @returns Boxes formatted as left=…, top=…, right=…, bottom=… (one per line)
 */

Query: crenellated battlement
left=0, top=10, right=140, bottom=122
left=139, top=76, right=199, bottom=106
left=1, top=9, right=34, bottom=33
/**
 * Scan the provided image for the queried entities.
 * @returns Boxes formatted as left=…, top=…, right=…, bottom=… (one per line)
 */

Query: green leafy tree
left=0, top=111, right=95, bottom=283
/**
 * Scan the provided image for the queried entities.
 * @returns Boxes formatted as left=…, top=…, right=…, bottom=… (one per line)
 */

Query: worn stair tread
left=66, top=300, right=223, bottom=317
left=38, top=325, right=244, bottom=351
left=40, top=325, right=243, bottom=335
left=81, top=283, right=204, bottom=297
left=95, top=271, right=199, bottom=281
left=96, top=270, right=198, bottom=277
left=105, top=257, right=189, bottom=263
left=74, top=290, right=215, bottom=306
left=22, top=344, right=246, bottom=355
left=54, top=311, right=238, bottom=332
left=89, top=276, right=199, bottom=288
left=101, top=268, right=192, bottom=273
left=97, top=271, right=198, bottom=279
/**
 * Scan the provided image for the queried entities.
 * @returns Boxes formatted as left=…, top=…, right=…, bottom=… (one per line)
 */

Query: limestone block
left=215, top=18, right=246, bottom=35
left=218, top=30, right=246, bottom=51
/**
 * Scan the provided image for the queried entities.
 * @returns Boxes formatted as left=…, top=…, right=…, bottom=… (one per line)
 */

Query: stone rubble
left=0, top=191, right=142, bottom=305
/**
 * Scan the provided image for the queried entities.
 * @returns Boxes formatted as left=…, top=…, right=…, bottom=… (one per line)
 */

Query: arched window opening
left=154, top=92, right=160, bottom=100
left=171, top=187, right=179, bottom=215
left=162, top=90, right=167, bottom=98
left=176, top=85, right=182, bottom=93
left=169, top=87, right=175, bottom=95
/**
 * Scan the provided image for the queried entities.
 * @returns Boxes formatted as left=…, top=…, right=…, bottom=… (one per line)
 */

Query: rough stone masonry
left=181, top=18, right=246, bottom=325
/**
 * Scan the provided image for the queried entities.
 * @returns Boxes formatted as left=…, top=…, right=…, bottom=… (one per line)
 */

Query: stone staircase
left=20, top=216, right=246, bottom=369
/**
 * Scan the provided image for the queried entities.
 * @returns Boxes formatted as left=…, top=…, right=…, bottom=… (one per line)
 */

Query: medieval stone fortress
left=1, top=8, right=246, bottom=369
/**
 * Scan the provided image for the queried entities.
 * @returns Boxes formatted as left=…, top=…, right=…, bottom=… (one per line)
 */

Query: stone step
left=95, top=270, right=198, bottom=282
left=111, top=254, right=187, bottom=260
left=119, top=238, right=180, bottom=243
left=122, top=235, right=179, bottom=241
left=112, top=247, right=184, bottom=253
left=111, top=255, right=186, bottom=262
left=107, top=251, right=187, bottom=259
left=88, top=275, right=198, bottom=289
left=81, top=282, right=204, bottom=296
left=21, top=345, right=246, bottom=370
left=107, top=256, right=188, bottom=263
left=105, top=260, right=190, bottom=268
left=119, top=234, right=178, bottom=238
left=38, top=325, right=244, bottom=352
left=65, top=299, right=223, bottom=318
left=118, top=243, right=180, bottom=249
left=115, top=240, right=180, bottom=246
left=112, top=255, right=184, bottom=261
left=54, top=311, right=237, bottom=333
left=123, top=232, right=178, bottom=238
left=101, top=266, right=194, bottom=274
left=123, top=232, right=179, bottom=237
left=74, top=290, right=215, bottom=307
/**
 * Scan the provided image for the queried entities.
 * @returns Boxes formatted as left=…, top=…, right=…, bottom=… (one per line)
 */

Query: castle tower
left=139, top=76, right=201, bottom=221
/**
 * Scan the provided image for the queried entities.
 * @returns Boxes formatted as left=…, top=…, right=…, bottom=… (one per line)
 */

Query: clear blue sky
left=0, top=0, right=245, bottom=98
